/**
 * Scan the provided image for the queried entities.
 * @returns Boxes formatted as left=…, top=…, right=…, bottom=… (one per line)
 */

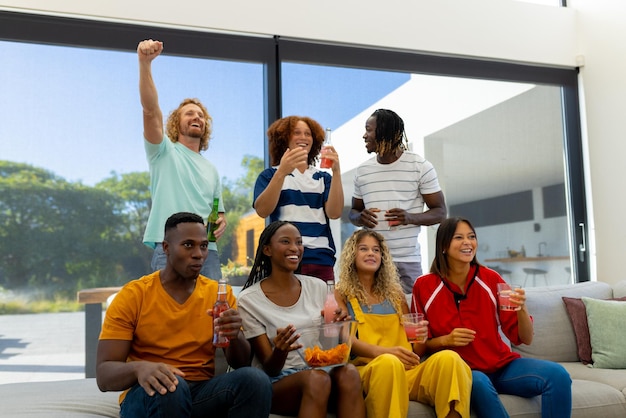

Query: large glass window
left=0, top=38, right=265, bottom=289
left=280, top=63, right=576, bottom=287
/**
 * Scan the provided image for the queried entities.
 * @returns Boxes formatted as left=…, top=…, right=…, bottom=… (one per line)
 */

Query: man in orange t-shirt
left=96, top=212, right=271, bottom=417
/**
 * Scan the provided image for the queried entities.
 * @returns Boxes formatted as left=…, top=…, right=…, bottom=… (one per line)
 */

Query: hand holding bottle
left=207, top=198, right=220, bottom=243
left=212, top=277, right=230, bottom=347
left=324, top=280, right=339, bottom=323
left=320, top=128, right=334, bottom=169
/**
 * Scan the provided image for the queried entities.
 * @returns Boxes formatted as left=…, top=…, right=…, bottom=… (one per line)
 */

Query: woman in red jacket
left=412, top=217, right=572, bottom=418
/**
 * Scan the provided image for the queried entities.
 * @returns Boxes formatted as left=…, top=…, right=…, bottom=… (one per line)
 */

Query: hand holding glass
left=497, top=283, right=521, bottom=311
left=385, top=201, right=400, bottom=229
left=402, top=313, right=428, bottom=344
left=369, top=201, right=399, bottom=231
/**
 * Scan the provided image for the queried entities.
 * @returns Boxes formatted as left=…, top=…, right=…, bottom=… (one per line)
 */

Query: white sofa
left=1, top=281, right=625, bottom=417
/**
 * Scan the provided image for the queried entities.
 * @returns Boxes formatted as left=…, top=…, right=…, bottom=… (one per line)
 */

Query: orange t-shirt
left=100, top=271, right=237, bottom=382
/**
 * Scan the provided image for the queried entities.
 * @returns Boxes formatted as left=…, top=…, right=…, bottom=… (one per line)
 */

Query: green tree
left=96, top=172, right=153, bottom=278
left=217, top=155, right=263, bottom=265
left=0, top=161, right=126, bottom=297
left=0, top=156, right=263, bottom=298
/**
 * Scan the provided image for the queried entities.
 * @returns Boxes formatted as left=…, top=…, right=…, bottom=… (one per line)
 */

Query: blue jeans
left=151, top=243, right=222, bottom=281
left=471, top=358, right=572, bottom=418
left=120, top=367, right=272, bottom=418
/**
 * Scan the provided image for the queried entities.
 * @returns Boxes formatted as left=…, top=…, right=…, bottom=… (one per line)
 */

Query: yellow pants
left=357, top=350, right=471, bottom=418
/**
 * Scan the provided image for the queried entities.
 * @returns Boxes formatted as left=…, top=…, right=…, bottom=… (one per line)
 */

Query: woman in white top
left=238, top=221, right=365, bottom=418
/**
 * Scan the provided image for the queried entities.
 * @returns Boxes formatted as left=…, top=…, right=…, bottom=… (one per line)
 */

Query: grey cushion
left=562, top=361, right=626, bottom=393
left=513, top=281, right=613, bottom=362
left=569, top=380, right=626, bottom=417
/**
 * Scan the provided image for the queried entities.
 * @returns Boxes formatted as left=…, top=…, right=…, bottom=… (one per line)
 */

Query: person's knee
left=471, top=371, right=493, bottom=391
left=301, top=369, right=332, bottom=397
left=373, top=353, right=405, bottom=370
left=158, top=376, right=192, bottom=406
left=548, top=362, right=572, bottom=387
left=232, top=367, right=272, bottom=395
left=332, top=364, right=362, bottom=394
left=430, top=350, right=470, bottom=373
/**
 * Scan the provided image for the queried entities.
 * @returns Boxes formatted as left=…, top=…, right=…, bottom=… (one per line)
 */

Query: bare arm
left=512, top=288, right=534, bottom=344
left=391, top=191, right=447, bottom=227
left=96, top=339, right=184, bottom=396
left=425, top=328, right=477, bottom=353
left=349, top=197, right=379, bottom=228
left=400, top=299, right=428, bottom=357
left=137, top=39, right=164, bottom=144
left=217, top=308, right=253, bottom=368
left=249, top=325, right=301, bottom=377
left=323, top=146, right=344, bottom=219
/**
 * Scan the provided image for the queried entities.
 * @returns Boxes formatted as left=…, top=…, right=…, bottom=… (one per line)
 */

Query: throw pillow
left=582, top=297, right=626, bottom=368
left=562, top=296, right=626, bottom=364
left=562, top=297, right=593, bottom=364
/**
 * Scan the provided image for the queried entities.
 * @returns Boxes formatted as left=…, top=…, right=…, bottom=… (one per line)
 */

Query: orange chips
left=303, top=343, right=350, bottom=367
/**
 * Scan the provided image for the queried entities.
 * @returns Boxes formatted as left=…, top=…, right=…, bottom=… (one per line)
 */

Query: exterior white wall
left=1, top=0, right=624, bottom=285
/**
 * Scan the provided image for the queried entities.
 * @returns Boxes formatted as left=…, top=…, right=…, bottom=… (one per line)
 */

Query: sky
left=0, top=40, right=409, bottom=186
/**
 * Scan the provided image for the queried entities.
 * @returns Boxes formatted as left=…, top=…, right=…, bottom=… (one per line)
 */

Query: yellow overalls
left=349, top=298, right=471, bottom=418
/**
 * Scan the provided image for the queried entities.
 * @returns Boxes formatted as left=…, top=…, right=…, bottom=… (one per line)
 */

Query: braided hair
left=371, top=109, right=409, bottom=155
left=243, top=220, right=296, bottom=289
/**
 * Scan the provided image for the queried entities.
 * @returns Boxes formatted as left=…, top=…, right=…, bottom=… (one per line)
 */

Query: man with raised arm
left=137, top=39, right=226, bottom=280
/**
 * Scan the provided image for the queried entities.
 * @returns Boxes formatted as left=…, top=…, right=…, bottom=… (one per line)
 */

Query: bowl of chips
left=297, top=320, right=356, bottom=369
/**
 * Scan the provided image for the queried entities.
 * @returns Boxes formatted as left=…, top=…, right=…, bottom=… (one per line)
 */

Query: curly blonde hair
left=337, top=229, right=405, bottom=315
left=267, top=116, right=326, bottom=166
left=166, top=98, right=212, bottom=151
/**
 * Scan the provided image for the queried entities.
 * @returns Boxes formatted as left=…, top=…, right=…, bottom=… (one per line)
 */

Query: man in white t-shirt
left=349, top=109, right=447, bottom=293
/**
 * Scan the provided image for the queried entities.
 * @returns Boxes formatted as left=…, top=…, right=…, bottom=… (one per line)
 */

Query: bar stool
left=488, top=265, right=513, bottom=283
left=522, top=267, right=548, bottom=287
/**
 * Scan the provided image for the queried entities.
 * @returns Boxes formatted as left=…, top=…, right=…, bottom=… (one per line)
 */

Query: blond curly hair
left=166, top=98, right=212, bottom=151
left=337, top=229, right=405, bottom=315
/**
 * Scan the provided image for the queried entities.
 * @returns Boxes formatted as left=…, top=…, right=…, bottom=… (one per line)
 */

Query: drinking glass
left=497, top=282, right=519, bottom=311
left=402, top=313, right=427, bottom=343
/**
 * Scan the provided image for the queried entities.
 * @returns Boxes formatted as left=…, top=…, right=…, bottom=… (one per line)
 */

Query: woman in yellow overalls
left=336, top=229, right=471, bottom=418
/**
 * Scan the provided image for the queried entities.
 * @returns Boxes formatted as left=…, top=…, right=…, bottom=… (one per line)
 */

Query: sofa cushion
left=613, top=281, right=626, bottom=298
left=561, top=361, right=626, bottom=393
left=562, top=296, right=626, bottom=364
left=569, top=379, right=626, bottom=417
left=0, top=378, right=119, bottom=417
left=513, top=281, right=613, bottom=362
left=582, top=297, right=626, bottom=369
left=562, top=297, right=594, bottom=364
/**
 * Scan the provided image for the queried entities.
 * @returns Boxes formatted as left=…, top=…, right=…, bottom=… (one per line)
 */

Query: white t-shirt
left=238, top=275, right=327, bottom=370
left=353, top=151, right=441, bottom=263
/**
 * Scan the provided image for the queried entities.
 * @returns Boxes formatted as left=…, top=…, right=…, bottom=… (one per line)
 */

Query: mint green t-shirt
left=143, top=136, right=224, bottom=250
